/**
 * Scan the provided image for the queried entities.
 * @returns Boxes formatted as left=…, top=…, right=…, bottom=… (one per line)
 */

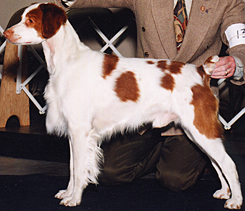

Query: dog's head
left=4, top=3, right=67, bottom=45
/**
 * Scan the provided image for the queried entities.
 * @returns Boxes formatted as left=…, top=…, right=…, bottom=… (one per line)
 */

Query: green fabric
left=156, top=135, right=207, bottom=191
left=100, top=127, right=162, bottom=185
left=99, top=129, right=206, bottom=191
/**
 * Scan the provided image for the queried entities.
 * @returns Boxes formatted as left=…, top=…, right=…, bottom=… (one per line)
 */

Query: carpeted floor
left=0, top=174, right=231, bottom=211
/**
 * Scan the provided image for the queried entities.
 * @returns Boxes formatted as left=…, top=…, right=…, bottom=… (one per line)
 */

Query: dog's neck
left=42, top=20, right=88, bottom=74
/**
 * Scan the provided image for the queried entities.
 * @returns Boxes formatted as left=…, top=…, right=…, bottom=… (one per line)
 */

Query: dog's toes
left=224, top=198, right=243, bottom=210
left=55, top=190, right=67, bottom=199
left=59, top=195, right=82, bottom=207
left=213, top=189, right=230, bottom=200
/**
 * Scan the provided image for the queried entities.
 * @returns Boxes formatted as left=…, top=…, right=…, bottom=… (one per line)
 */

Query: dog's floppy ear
left=39, top=3, right=67, bottom=39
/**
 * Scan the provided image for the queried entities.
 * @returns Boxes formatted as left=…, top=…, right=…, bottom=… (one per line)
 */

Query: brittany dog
left=4, top=3, right=243, bottom=209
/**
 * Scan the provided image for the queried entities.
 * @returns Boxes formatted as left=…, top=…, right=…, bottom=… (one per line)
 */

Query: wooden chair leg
left=0, top=42, right=29, bottom=127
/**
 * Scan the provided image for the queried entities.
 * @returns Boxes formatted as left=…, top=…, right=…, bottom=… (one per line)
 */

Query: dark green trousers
left=99, top=127, right=206, bottom=191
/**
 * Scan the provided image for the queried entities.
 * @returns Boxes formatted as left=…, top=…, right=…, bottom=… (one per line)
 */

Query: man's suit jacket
left=56, top=0, right=245, bottom=134
left=56, top=0, right=245, bottom=63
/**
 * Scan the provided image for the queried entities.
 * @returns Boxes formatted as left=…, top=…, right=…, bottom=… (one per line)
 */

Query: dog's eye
left=28, top=18, right=34, bottom=24
left=25, top=18, right=34, bottom=26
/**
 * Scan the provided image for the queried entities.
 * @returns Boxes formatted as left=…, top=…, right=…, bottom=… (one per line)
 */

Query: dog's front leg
left=55, top=138, right=74, bottom=200
left=59, top=129, right=88, bottom=206
left=59, top=128, right=102, bottom=207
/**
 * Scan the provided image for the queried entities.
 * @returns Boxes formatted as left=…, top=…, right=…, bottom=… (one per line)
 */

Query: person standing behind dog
left=55, top=0, right=245, bottom=191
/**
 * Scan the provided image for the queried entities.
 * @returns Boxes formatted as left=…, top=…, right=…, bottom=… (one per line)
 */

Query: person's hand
left=211, top=56, right=236, bottom=79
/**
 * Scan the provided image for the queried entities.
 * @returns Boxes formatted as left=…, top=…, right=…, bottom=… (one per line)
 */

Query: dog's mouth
left=4, top=36, right=33, bottom=45
left=5, top=38, right=23, bottom=45
left=22, top=41, right=32, bottom=44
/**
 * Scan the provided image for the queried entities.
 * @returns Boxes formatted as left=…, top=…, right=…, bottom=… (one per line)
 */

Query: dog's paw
left=55, top=190, right=66, bottom=199
left=213, top=188, right=231, bottom=200
left=59, top=195, right=82, bottom=207
left=224, top=197, right=243, bottom=210
left=55, top=189, right=71, bottom=199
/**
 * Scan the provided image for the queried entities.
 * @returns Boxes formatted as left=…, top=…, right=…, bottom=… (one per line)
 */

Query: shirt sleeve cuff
left=233, top=56, right=244, bottom=80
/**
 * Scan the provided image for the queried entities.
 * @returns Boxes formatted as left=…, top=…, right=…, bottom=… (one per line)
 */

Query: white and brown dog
left=4, top=3, right=243, bottom=209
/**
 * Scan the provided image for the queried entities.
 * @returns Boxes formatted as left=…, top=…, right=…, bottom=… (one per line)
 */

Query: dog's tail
left=203, top=55, right=219, bottom=76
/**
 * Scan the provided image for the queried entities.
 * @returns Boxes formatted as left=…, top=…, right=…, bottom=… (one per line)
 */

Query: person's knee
left=156, top=170, right=198, bottom=191
left=155, top=135, right=207, bottom=191
left=99, top=167, right=131, bottom=185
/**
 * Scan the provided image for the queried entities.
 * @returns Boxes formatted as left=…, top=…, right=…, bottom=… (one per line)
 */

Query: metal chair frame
left=218, top=79, right=245, bottom=130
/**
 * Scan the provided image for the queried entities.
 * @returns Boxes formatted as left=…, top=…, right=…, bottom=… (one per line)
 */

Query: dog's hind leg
left=211, top=160, right=231, bottom=200
left=210, top=151, right=242, bottom=209
left=180, top=84, right=243, bottom=209
left=183, top=126, right=242, bottom=209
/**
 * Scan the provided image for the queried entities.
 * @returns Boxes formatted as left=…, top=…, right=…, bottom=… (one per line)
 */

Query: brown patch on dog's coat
left=197, top=65, right=210, bottom=85
left=168, top=61, right=184, bottom=74
left=114, top=71, right=140, bottom=102
left=204, top=56, right=216, bottom=65
left=157, top=60, right=168, bottom=71
left=196, top=65, right=206, bottom=79
left=191, top=84, right=223, bottom=139
left=39, top=3, right=67, bottom=39
left=102, top=54, right=119, bottom=79
left=25, top=7, right=43, bottom=38
left=147, top=61, right=155, bottom=65
left=161, top=73, right=175, bottom=92
left=25, top=3, right=67, bottom=39
left=157, top=60, right=183, bottom=74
